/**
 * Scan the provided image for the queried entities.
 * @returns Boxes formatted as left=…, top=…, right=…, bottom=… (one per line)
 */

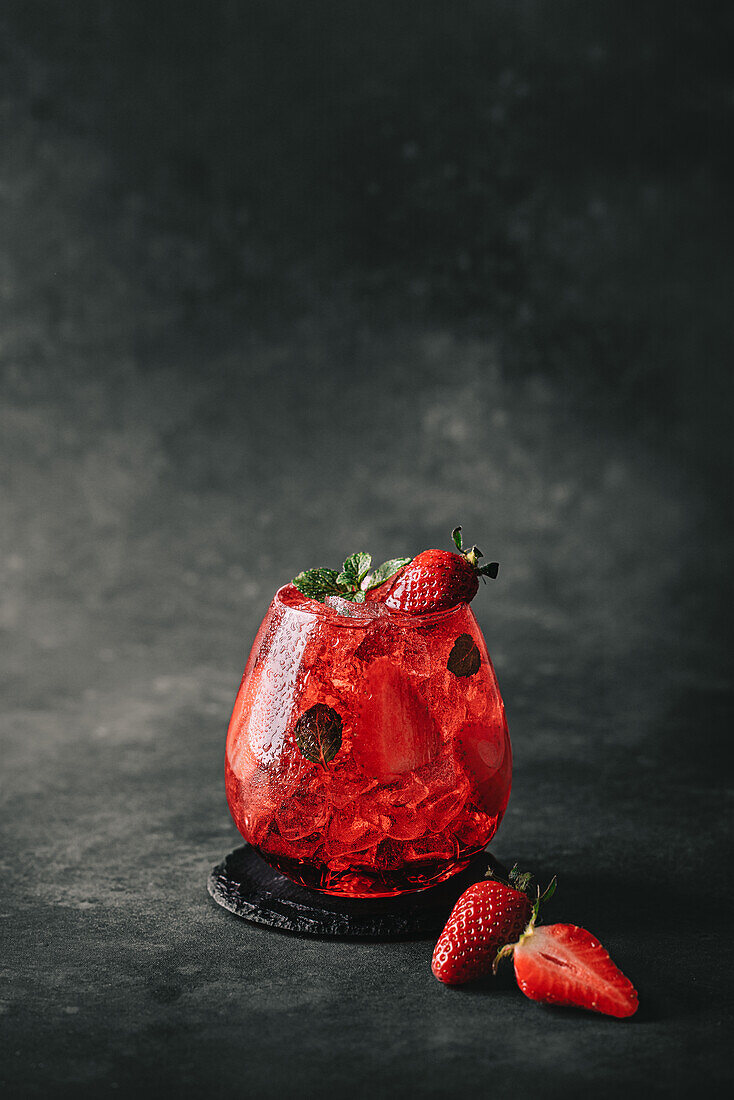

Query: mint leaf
left=342, top=552, right=372, bottom=584
left=292, top=568, right=341, bottom=602
left=294, top=704, right=343, bottom=768
left=364, top=557, right=411, bottom=590
left=337, top=571, right=356, bottom=589
left=355, top=555, right=372, bottom=582
left=447, top=633, right=481, bottom=677
left=339, top=590, right=366, bottom=603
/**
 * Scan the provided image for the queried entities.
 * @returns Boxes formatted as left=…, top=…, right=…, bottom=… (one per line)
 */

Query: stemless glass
left=225, top=584, right=511, bottom=897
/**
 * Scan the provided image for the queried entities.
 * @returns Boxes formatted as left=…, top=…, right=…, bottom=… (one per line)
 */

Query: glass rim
left=273, top=583, right=470, bottom=628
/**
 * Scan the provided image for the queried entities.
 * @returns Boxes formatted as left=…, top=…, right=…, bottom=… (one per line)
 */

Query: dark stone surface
left=207, top=846, right=506, bottom=938
left=1, top=4, right=732, bottom=1098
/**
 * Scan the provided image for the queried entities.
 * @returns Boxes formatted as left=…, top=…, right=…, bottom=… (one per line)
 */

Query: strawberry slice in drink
left=352, top=657, right=440, bottom=778
left=454, top=719, right=512, bottom=817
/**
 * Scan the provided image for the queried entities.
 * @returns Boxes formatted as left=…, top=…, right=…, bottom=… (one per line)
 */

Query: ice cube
left=324, top=803, right=385, bottom=855
left=413, top=754, right=463, bottom=798
left=402, top=632, right=432, bottom=678
left=382, top=773, right=430, bottom=808
left=326, top=771, right=380, bottom=810
left=453, top=807, right=498, bottom=847
left=414, top=755, right=471, bottom=831
left=372, top=838, right=408, bottom=870
left=324, top=596, right=384, bottom=619
left=385, top=803, right=426, bottom=841
left=274, top=794, right=328, bottom=841
left=403, top=833, right=460, bottom=863
left=264, top=824, right=323, bottom=859
left=423, top=788, right=468, bottom=833
left=354, top=613, right=405, bottom=664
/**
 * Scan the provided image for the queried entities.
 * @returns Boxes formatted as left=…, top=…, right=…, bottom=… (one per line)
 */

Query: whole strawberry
left=432, top=867, right=533, bottom=985
left=386, top=527, right=499, bottom=614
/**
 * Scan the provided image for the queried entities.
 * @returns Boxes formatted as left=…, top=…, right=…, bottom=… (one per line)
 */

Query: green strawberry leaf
left=452, top=526, right=463, bottom=552
left=478, top=561, right=499, bottom=579
left=292, top=568, right=342, bottom=602
left=538, top=876, right=557, bottom=906
left=342, top=552, right=372, bottom=584
left=363, top=557, right=412, bottom=590
left=508, top=865, right=534, bottom=894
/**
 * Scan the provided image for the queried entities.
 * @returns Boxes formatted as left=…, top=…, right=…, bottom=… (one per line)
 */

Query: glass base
left=254, top=845, right=486, bottom=898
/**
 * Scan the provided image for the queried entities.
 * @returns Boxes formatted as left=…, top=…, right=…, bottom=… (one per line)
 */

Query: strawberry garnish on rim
left=290, top=527, right=498, bottom=614
left=386, top=527, right=499, bottom=614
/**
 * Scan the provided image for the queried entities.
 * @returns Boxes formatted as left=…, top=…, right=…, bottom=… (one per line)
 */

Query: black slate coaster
left=207, top=845, right=508, bottom=939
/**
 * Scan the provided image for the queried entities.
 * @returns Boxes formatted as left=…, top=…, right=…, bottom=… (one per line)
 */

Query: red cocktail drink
left=225, top=583, right=511, bottom=897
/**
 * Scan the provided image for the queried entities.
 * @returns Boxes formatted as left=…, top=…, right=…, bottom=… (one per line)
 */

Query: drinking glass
left=226, top=584, right=511, bottom=897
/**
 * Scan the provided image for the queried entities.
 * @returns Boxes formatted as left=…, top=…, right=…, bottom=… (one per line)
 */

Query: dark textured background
left=2, top=3, right=732, bottom=1096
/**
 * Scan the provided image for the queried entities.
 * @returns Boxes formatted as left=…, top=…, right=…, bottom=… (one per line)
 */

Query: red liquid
left=225, top=585, right=511, bottom=897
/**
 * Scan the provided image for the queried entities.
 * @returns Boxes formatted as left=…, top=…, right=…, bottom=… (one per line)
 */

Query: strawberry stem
left=464, top=546, right=482, bottom=569
left=489, top=870, right=558, bottom=973
left=450, top=526, right=498, bottom=579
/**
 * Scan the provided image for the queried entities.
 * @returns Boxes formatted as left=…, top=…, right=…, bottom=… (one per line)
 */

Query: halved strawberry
left=385, top=528, right=498, bottom=614
left=432, top=871, right=534, bottom=985
left=512, top=923, right=639, bottom=1018
left=352, top=657, right=440, bottom=778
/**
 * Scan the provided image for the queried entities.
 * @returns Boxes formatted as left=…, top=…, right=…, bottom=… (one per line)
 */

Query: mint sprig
left=291, top=568, right=342, bottom=602
left=342, top=552, right=372, bottom=585
left=363, top=557, right=411, bottom=590
left=293, top=552, right=411, bottom=603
